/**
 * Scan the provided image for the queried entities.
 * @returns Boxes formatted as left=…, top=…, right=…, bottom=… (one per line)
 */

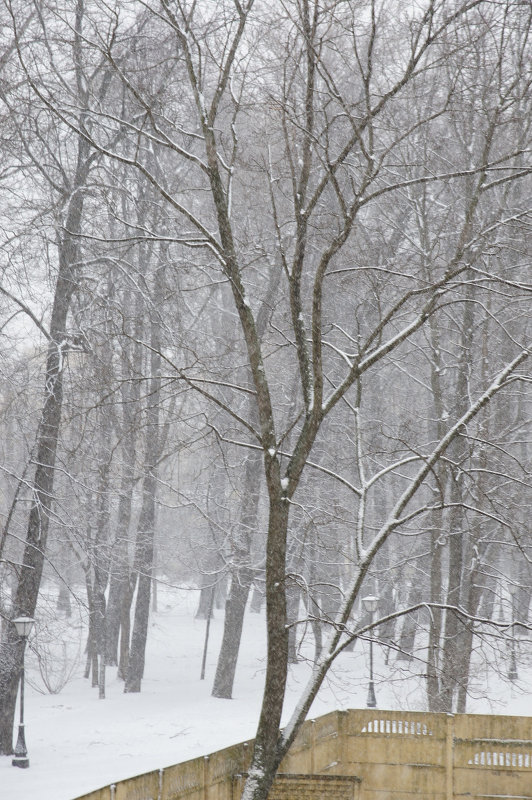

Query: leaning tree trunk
left=211, top=564, right=255, bottom=698
left=0, top=313, right=70, bottom=753
left=0, top=190, right=86, bottom=753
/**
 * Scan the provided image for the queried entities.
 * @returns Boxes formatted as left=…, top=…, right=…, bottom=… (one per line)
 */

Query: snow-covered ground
left=1, top=583, right=530, bottom=800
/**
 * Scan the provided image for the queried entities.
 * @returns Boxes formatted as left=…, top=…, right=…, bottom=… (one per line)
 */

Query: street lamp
left=507, top=583, right=518, bottom=682
left=11, top=616, right=35, bottom=769
left=362, top=595, right=379, bottom=709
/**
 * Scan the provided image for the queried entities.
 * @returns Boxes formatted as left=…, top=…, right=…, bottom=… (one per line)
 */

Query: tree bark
left=240, top=497, right=289, bottom=800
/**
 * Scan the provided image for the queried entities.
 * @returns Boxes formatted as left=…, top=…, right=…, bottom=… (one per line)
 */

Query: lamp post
left=11, top=616, right=35, bottom=769
left=507, top=583, right=518, bottom=682
left=362, top=595, right=379, bottom=709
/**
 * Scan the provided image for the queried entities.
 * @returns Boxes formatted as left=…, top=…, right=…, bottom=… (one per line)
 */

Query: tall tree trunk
left=56, top=580, right=72, bottom=617
left=212, top=452, right=262, bottom=699
left=374, top=545, right=397, bottom=663
left=105, top=445, right=136, bottom=666
left=456, top=576, right=483, bottom=713
left=426, top=510, right=445, bottom=711
left=105, top=287, right=142, bottom=666
left=196, top=550, right=225, bottom=619
left=211, top=565, right=254, bottom=698
left=124, top=476, right=156, bottom=692
left=286, top=580, right=301, bottom=665
left=438, top=291, right=474, bottom=711
left=196, top=583, right=215, bottom=619
left=118, top=575, right=137, bottom=681
left=124, top=256, right=163, bottom=693
left=396, top=581, right=421, bottom=662
left=424, top=263, right=447, bottom=711
left=250, top=579, right=265, bottom=613
left=92, top=413, right=112, bottom=697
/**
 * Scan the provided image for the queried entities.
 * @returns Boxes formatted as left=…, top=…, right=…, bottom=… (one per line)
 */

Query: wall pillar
left=446, top=714, right=454, bottom=800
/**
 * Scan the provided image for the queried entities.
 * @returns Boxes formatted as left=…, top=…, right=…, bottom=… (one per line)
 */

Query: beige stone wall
left=73, top=709, right=532, bottom=800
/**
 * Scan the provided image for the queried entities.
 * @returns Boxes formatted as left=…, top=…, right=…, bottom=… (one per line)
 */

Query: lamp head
left=362, top=595, right=379, bottom=614
left=12, top=617, right=35, bottom=639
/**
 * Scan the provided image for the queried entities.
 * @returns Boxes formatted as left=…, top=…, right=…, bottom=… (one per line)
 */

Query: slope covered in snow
left=1, top=584, right=530, bottom=800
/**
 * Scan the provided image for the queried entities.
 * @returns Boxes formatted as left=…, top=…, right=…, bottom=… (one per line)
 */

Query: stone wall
left=73, top=708, right=532, bottom=800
